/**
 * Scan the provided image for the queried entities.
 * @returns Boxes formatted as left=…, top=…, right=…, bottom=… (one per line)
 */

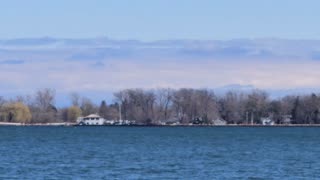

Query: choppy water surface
left=1, top=126, right=320, bottom=179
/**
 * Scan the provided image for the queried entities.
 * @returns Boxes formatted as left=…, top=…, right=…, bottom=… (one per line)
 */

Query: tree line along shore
left=1, top=88, right=320, bottom=126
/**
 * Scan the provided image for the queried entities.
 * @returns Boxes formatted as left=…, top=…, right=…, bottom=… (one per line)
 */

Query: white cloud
left=1, top=58, right=320, bottom=96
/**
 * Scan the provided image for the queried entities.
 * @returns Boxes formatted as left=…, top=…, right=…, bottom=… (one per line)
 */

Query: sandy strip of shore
left=0, top=122, right=76, bottom=126
left=2, top=122, right=320, bottom=127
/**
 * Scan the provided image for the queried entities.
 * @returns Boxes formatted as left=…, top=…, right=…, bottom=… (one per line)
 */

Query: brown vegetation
left=1, top=88, right=320, bottom=125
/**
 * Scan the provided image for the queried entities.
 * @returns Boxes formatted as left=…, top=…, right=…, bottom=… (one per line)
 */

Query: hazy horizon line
left=2, top=36, right=320, bottom=42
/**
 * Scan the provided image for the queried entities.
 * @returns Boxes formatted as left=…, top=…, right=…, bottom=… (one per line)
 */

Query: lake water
left=1, top=126, right=320, bottom=179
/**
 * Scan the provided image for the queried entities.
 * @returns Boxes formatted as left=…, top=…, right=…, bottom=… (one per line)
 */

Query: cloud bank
left=1, top=38, right=320, bottom=105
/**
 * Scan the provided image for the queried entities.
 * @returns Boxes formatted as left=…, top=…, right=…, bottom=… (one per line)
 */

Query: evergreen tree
left=99, top=100, right=108, bottom=119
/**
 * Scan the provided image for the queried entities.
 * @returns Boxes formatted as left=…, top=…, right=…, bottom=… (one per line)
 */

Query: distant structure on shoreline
left=261, top=117, right=275, bottom=125
left=76, top=114, right=133, bottom=126
left=77, top=114, right=106, bottom=125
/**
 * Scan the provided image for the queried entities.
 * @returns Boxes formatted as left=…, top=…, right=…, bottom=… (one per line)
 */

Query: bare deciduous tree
left=81, top=97, right=97, bottom=116
left=70, top=92, right=81, bottom=107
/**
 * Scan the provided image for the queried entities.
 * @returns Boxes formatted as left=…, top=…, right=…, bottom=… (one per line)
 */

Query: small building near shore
left=212, top=119, right=227, bottom=125
left=77, top=114, right=106, bottom=125
left=281, top=115, right=292, bottom=124
left=261, top=117, right=275, bottom=125
left=192, top=117, right=205, bottom=125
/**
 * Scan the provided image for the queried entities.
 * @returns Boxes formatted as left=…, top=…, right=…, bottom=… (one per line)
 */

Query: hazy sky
left=1, top=0, right=320, bottom=40
left=1, top=0, right=320, bottom=106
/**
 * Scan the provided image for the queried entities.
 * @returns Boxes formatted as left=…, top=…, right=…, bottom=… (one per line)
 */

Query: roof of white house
left=85, top=114, right=101, bottom=118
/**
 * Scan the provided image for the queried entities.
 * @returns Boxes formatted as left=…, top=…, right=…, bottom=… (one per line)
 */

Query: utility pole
left=119, top=102, right=122, bottom=121
left=246, top=111, right=248, bottom=124
left=251, top=112, right=254, bottom=125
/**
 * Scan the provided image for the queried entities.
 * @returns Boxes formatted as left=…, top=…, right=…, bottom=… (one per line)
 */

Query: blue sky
left=1, top=0, right=320, bottom=40
left=1, top=0, right=320, bottom=106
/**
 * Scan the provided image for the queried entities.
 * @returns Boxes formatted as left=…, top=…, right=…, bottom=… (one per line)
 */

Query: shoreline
left=1, top=122, right=320, bottom=127
left=0, top=122, right=77, bottom=126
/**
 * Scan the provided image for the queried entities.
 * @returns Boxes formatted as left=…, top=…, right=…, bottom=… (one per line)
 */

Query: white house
left=77, top=114, right=106, bottom=125
left=261, top=117, right=275, bottom=125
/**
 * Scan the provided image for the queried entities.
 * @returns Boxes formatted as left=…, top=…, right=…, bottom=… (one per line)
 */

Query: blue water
left=1, top=127, right=320, bottom=179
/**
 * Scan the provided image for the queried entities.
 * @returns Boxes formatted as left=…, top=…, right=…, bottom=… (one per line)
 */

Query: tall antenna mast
left=119, top=102, right=122, bottom=121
